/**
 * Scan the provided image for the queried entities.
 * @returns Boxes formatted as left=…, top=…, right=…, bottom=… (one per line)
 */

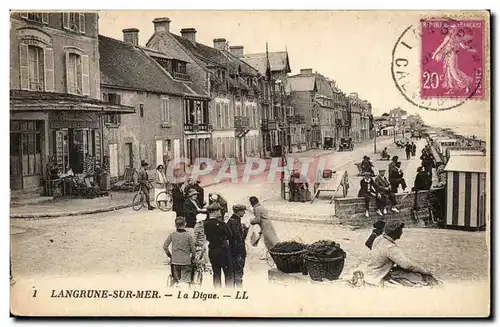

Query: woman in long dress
left=432, top=24, right=477, bottom=94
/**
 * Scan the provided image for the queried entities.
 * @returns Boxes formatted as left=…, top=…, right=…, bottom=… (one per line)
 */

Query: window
left=161, top=97, right=170, bottom=123
left=216, top=102, right=222, bottom=128
left=66, top=52, right=83, bottom=94
left=27, top=46, right=44, bottom=91
left=103, top=93, right=121, bottom=125
left=224, top=102, right=229, bottom=128
left=62, top=12, right=85, bottom=33
left=21, top=12, right=49, bottom=24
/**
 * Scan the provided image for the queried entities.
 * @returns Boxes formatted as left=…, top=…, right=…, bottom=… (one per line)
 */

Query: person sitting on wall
left=380, top=147, right=390, bottom=160
left=360, top=156, right=375, bottom=176
left=374, top=169, right=400, bottom=214
left=352, top=220, right=440, bottom=288
left=358, top=172, right=384, bottom=218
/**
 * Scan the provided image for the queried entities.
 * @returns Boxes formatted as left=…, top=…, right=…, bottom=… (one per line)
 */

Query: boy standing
left=163, top=217, right=196, bottom=286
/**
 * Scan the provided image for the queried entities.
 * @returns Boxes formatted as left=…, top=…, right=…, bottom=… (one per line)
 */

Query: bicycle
left=166, top=260, right=208, bottom=289
left=155, top=183, right=173, bottom=212
left=132, top=182, right=153, bottom=211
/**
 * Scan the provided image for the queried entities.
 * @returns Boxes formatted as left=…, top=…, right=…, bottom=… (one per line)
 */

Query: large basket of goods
left=269, top=241, right=307, bottom=273
left=305, top=240, right=346, bottom=281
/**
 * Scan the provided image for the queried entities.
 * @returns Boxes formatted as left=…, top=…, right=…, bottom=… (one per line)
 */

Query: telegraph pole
left=373, top=124, right=377, bottom=154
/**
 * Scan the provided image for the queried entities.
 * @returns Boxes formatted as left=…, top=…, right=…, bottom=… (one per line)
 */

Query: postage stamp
left=420, top=19, right=484, bottom=99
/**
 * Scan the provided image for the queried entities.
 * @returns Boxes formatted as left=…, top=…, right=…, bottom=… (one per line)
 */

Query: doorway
left=124, top=142, right=133, bottom=168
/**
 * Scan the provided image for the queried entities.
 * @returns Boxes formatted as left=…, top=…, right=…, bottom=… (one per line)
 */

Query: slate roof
left=242, top=51, right=291, bottom=75
left=170, top=34, right=258, bottom=77
left=99, top=35, right=207, bottom=97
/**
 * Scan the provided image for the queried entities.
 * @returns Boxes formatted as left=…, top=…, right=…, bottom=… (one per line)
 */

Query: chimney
left=300, top=68, right=313, bottom=75
left=180, top=28, right=197, bottom=43
left=229, top=46, right=244, bottom=57
left=122, top=28, right=139, bottom=47
left=153, top=17, right=171, bottom=32
left=213, top=38, right=227, bottom=51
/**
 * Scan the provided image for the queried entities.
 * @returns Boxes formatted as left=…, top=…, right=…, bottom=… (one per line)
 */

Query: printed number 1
left=423, top=72, right=440, bottom=89
left=32, top=289, right=37, bottom=297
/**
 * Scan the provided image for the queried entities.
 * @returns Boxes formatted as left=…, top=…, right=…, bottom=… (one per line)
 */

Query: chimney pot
left=213, top=38, right=227, bottom=51
left=122, top=28, right=139, bottom=47
left=229, top=45, right=244, bottom=57
left=300, top=68, right=313, bottom=75
left=180, top=28, right=197, bottom=43
left=153, top=17, right=171, bottom=32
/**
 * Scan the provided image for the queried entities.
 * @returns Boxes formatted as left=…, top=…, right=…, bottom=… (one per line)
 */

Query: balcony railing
left=234, top=116, right=250, bottom=130
left=172, top=71, right=191, bottom=81
left=184, top=123, right=213, bottom=132
left=261, top=119, right=278, bottom=130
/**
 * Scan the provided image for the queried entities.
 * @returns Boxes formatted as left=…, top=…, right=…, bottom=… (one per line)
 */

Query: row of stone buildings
left=9, top=12, right=374, bottom=193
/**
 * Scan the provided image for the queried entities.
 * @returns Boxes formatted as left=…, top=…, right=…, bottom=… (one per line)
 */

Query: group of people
left=163, top=195, right=278, bottom=289
left=358, top=168, right=401, bottom=218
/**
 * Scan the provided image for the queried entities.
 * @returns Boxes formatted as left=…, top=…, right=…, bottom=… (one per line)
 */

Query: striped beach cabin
left=444, top=153, right=487, bottom=230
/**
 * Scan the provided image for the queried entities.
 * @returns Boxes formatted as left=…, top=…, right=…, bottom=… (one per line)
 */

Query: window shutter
left=41, top=13, right=49, bottom=24
left=62, top=13, right=69, bottom=29
left=65, top=51, right=71, bottom=93
left=115, top=94, right=121, bottom=105
left=81, top=55, right=90, bottom=95
left=79, top=13, right=86, bottom=33
left=19, top=43, right=29, bottom=90
left=44, top=48, right=55, bottom=92
left=166, top=98, right=170, bottom=123
left=117, top=114, right=122, bottom=124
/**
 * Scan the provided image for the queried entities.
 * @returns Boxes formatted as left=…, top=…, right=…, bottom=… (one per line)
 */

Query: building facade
left=98, top=32, right=209, bottom=179
left=348, top=93, right=372, bottom=142
left=242, top=49, right=304, bottom=155
left=10, top=12, right=133, bottom=192
left=389, top=107, right=409, bottom=137
left=146, top=18, right=265, bottom=163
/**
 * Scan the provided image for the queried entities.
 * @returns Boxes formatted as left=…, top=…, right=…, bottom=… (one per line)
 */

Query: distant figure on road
left=380, top=147, right=390, bottom=160
left=405, top=142, right=412, bottom=160
left=411, top=142, right=417, bottom=157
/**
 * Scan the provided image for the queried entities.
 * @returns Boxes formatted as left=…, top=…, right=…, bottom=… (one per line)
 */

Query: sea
left=430, top=123, right=489, bottom=142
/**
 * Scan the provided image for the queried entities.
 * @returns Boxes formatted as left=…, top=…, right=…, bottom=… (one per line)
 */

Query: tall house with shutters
left=146, top=17, right=265, bottom=164
left=98, top=32, right=209, bottom=179
left=10, top=12, right=134, bottom=193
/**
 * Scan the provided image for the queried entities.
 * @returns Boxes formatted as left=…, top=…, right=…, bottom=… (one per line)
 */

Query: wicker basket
left=305, top=253, right=346, bottom=281
left=269, top=249, right=306, bottom=273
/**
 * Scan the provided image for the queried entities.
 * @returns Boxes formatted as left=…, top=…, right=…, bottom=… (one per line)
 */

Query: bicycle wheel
left=156, top=191, right=173, bottom=212
left=132, top=192, right=144, bottom=211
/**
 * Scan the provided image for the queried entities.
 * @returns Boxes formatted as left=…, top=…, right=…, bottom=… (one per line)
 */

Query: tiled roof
left=99, top=35, right=206, bottom=97
left=242, top=51, right=290, bottom=75
left=170, top=34, right=258, bottom=77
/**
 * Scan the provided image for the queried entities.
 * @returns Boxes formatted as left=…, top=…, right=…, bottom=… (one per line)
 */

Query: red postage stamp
left=421, top=19, right=484, bottom=99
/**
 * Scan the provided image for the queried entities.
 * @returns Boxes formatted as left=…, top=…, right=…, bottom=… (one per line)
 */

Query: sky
left=98, top=10, right=490, bottom=135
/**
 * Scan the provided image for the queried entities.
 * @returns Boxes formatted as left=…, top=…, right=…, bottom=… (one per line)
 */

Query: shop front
left=10, top=90, right=135, bottom=193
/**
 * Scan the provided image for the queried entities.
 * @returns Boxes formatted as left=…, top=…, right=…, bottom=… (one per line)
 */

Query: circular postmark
left=391, top=18, right=484, bottom=111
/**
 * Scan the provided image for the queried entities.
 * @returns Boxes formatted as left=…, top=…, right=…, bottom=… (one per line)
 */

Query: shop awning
left=10, top=90, right=135, bottom=114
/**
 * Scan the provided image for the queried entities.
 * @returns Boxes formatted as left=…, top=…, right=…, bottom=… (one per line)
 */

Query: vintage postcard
left=9, top=10, right=490, bottom=317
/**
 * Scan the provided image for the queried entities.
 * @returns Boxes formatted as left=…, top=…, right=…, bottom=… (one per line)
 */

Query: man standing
left=411, top=142, right=417, bottom=157
left=138, top=161, right=155, bottom=210
left=249, top=196, right=279, bottom=256
left=405, top=142, right=412, bottom=160
left=204, top=202, right=234, bottom=288
left=374, top=169, right=400, bottom=214
left=227, top=204, right=250, bottom=288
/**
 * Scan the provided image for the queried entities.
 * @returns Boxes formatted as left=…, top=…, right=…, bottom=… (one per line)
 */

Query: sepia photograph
left=8, top=8, right=491, bottom=317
